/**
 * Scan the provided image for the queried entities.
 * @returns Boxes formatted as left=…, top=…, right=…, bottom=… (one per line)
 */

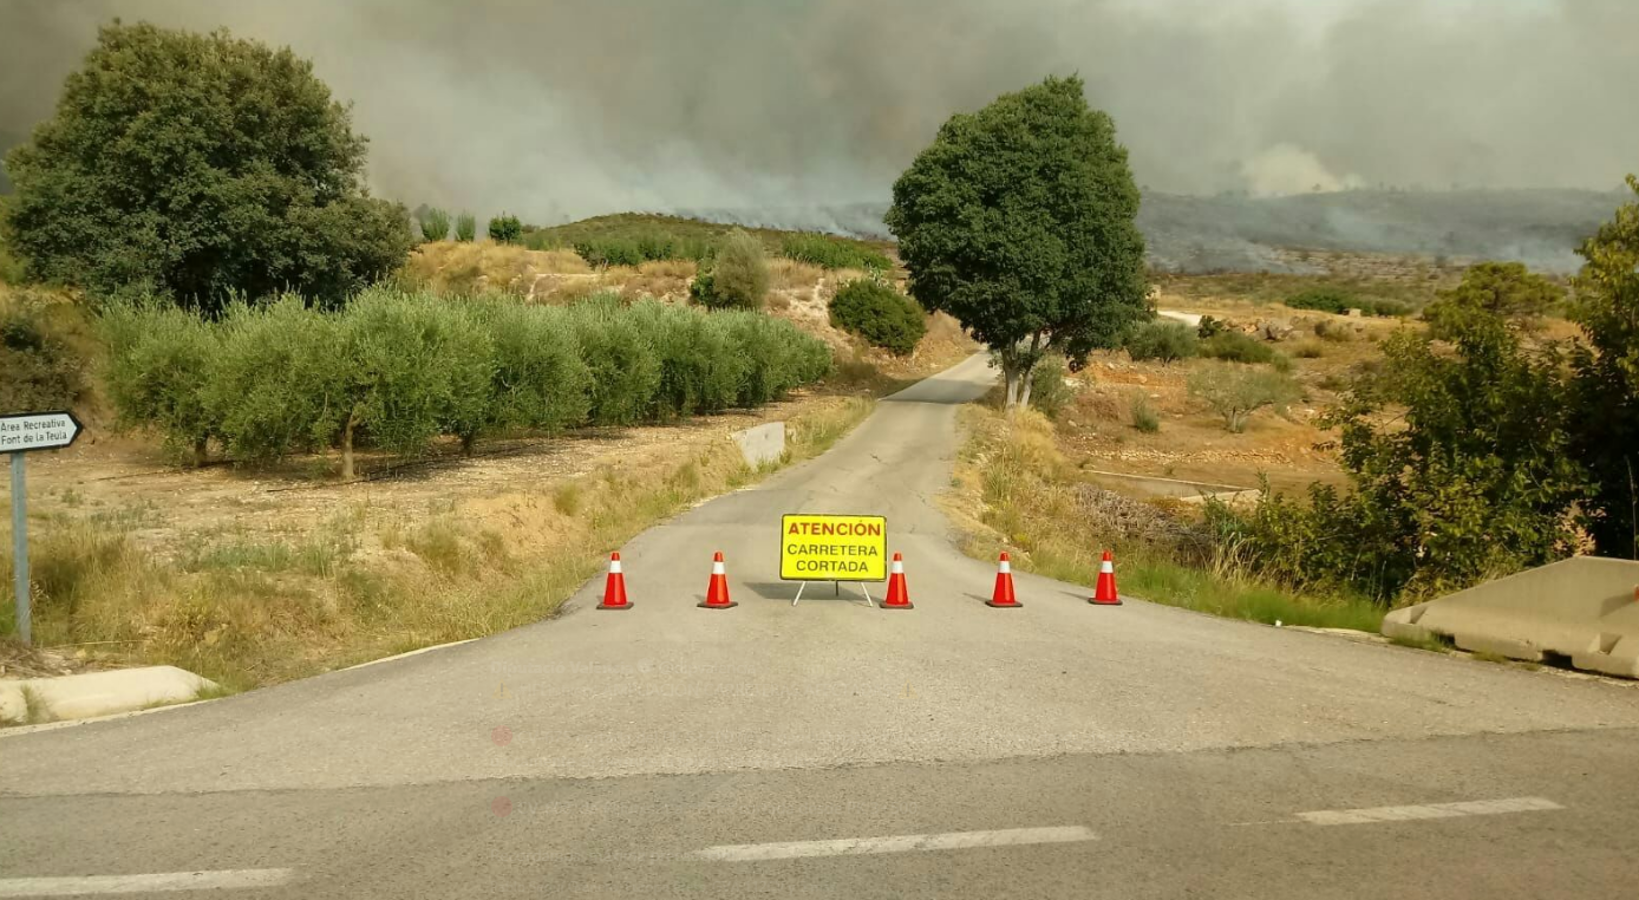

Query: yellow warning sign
left=780, top=514, right=888, bottom=582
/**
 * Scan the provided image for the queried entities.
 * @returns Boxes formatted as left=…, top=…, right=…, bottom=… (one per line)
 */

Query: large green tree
left=1, top=22, right=410, bottom=310
left=1569, top=176, right=1639, bottom=558
left=885, top=75, right=1148, bottom=407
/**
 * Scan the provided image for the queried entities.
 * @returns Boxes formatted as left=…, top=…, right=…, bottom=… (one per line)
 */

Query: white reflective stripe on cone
left=1100, top=561, right=1113, bottom=573
left=610, top=561, right=622, bottom=573
left=999, top=561, right=1011, bottom=573
left=891, top=560, right=904, bottom=574
left=712, top=562, right=725, bottom=574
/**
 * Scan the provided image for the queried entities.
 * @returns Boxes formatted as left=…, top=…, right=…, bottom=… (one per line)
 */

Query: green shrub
left=0, top=302, right=82, bottom=415
left=781, top=234, right=891, bottom=270
left=1131, top=395, right=1160, bottom=433
left=1196, top=315, right=1225, bottom=339
left=418, top=208, right=451, bottom=242
left=721, top=311, right=831, bottom=407
left=488, top=214, right=523, bottom=245
left=1285, top=287, right=1354, bottom=315
left=99, top=300, right=221, bottom=464
left=471, top=301, right=591, bottom=435
left=205, top=297, right=341, bottom=464
left=1124, top=321, right=1198, bottom=364
left=628, top=301, right=747, bottom=419
left=1200, top=331, right=1276, bottom=365
left=333, top=289, right=494, bottom=473
left=1028, top=355, right=1074, bottom=419
left=828, top=278, right=926, bottom=355
left=693, top=230, right=769, bottom=310
left=455, top=213, right=477, bottom=242
left=566, top=295, right=662, bottom=425
left=99, top=289, right=832, bottom=473
left=1286, top=287, right=1412, bottom=318
left=1187, top=364, right=1302, bottom=433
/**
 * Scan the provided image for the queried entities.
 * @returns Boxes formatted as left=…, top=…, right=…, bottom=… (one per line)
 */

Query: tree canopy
left=1569, top=176, right=1639, bottom=558
left=0, top=21, right=410, bottom=310
left=885, top=75, right=1148, bottom=406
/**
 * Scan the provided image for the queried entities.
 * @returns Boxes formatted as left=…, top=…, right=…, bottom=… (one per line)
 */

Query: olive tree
left=885, top=75, right=1149, bottom=407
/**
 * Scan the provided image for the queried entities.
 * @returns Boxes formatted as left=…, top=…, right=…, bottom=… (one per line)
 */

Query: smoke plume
left=1, top=0, right=1635, bottom=224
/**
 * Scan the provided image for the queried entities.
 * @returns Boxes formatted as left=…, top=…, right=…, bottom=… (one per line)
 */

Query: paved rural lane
left=3, top=353, right=1638, bottom=898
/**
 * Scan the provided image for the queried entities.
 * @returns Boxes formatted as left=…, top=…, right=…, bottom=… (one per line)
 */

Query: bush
left=488, top=214, right=523, bottom=245
left=1, top=23, right=410, bottom=311
left=1200, top=331, right=1277, bottom=365
left=100, top=289, right=832, bottom=473
left=471, top=301, right=591, bottom=435
left=565, top=295, right=662, bottom=425
left=1131, top=395, right=1160, bottom=433
left=1285, top=287, right=1354, bottom=315
left=1286, top=287, right=1412, bottom=318
left=828, top=278, right=926, bottom=355
left=418, top=208, right=451, bottom=242
left=629, top=301, right=745, bottom=419
left=99, top=301, right=222, bottom=463
left=1124, top=321, right=1198, bottom=364
left=721, top=310, right=831, bottom=406
left=455, top=213, right=477, bottom=242
left=1187, top=364, right=1302, bottom=433
left=206, top=297, right=341, bottom=464
left=574, top=232, right=714, bottom=268
left=781, top=234, right=891, bottom=270
left=0, top=301, right=82, bottom=415
left=1028, top=356, right=1074, bottom=419
left=694, top=230, right=768, bottom=310
left=1196, top=315, right=1225, bottom=339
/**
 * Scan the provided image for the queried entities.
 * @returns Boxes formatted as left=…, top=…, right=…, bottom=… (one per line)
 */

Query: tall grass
left=951, top=405, right=1383, bottom=630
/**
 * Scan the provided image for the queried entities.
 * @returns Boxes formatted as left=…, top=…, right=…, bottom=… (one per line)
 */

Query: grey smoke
left=1, top=0, right=1635, bottom=246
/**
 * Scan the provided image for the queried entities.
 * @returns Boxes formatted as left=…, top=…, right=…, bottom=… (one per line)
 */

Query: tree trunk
left=191, top=437, right=208, bottom=468
left=460, top=433, right=477, bottom=456
left=341, top=410, right=357, bottom=481
left=1003, top=363, right=1021, bottom=409
left=1018, top=364, right=1035, bottom=409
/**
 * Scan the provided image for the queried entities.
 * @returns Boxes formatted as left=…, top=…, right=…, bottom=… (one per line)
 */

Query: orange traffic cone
left=596, top=552, right=631, bottom=610
left=883, top=552, right=913, bottom=610
left=1091, top=549, right=1122, bottom=606
left=987, top=552, right=1021, bottom=608
left=698, top=551, right=737, bottom=609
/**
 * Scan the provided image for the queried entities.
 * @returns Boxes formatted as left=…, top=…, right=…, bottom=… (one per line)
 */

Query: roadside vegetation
left=101, top=289, right=830, bottom=475
left=948, top=405, right=1384, bottom=631
left=0, top=397, right=874, bottom=690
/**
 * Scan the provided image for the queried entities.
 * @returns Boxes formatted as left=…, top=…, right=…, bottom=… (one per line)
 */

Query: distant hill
left=679, top=189, right=1625, bottom=274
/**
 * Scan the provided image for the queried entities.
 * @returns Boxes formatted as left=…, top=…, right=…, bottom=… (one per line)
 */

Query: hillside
left=679, top=188, right=1623, bottom=274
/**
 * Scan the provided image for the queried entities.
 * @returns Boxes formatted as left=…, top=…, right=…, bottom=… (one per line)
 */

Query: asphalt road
left=3, top=353, right=1638, bottom=898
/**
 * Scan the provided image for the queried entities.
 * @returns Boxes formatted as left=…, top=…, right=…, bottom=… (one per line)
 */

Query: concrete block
left=1379, top=557, right=1639, bottom=678
left=733, top=422, right=786, bottom=468
left=0, top=666, right=217, bottom=725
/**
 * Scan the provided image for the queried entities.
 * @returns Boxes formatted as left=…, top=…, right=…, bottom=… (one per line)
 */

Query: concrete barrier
left=1382, top=557, right=1639, bottom=678
left=0, top=666, right=218, bottom=725
left=733, top=422, right=786, bottom=468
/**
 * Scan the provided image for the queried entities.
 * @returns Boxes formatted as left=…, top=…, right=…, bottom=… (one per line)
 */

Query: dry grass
left=945, top=404, right=1384, bottom=631
left=401, top=241, right=593, bottom=298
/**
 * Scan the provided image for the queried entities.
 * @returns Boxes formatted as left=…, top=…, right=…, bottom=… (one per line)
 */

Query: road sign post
left=2, top=411, right=83, bottom=645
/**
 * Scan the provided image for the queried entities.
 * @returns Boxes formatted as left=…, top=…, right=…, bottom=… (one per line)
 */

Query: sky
left=0, top=0, right=1632, bottom=223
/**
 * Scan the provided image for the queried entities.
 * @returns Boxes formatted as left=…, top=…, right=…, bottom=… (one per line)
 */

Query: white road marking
left=0, top=868, right=296, bottom=896
left=693, top=826, right=1097, bottom=862
left=1296, top=797, right=1562, bottom=826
